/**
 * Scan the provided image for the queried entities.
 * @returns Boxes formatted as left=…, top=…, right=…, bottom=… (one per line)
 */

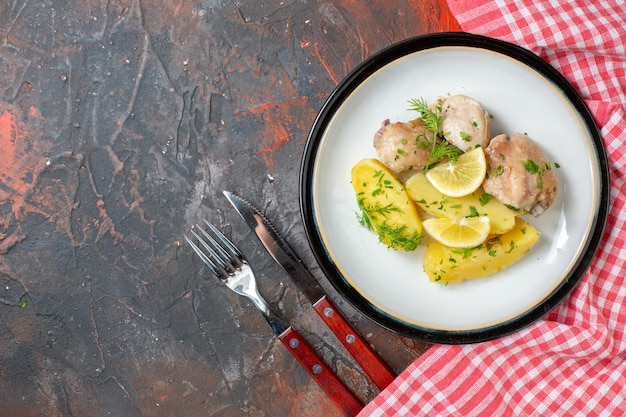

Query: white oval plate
left=300, top=34, right=609, bottom=343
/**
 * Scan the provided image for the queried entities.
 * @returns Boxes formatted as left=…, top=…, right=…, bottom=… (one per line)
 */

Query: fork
left=185, top=220, right=363, bottom=417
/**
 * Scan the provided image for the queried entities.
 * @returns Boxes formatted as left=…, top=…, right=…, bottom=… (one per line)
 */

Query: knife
left=186, top=222, right=363, bottom=416
left=223, top=190, right=395, bottom=390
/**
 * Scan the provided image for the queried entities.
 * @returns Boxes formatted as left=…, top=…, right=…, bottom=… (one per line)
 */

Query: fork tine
left=190, top=228, right=231, bottom=272
left=184, top=234, right=221, bottom=276
left=203, top=219, right=245, bottom=266
left=194, top=226, right=234, bottom=271
left=186, top=220, right=248, bottom=279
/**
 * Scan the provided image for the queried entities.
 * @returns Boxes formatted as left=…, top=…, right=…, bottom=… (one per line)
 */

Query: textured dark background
left=0, top=1, right=458, bottom=415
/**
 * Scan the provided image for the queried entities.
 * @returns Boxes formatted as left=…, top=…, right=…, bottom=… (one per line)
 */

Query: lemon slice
left=426, top=147, right=487, bottom=197
left=422, top=216, right=490, bottom=248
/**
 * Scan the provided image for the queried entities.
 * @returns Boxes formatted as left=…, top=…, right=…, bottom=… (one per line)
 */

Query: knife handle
left=278, top=326, right=363, bottom=417
left=313, top=296, right=395, bottom=390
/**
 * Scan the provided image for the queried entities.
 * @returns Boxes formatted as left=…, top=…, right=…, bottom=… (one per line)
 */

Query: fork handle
left=278, top=326, right=363, bottom=417
left=313, top=296, right=395, bottom=390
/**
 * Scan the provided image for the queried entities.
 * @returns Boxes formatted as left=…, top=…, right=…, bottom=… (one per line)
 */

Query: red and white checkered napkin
left=359, top=1, right=626, bottom=416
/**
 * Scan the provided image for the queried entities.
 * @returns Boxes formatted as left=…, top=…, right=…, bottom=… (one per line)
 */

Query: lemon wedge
left=425, top=147, right=487, bottom=197
left=422, top=216, right=490, bottom=248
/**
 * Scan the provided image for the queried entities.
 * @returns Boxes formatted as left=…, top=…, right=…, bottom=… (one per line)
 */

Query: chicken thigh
left=483, top=133, right=558, bottom=216
left=373, top=119, right=432, bottom=173
left=440, top=95, right=491, bottom=151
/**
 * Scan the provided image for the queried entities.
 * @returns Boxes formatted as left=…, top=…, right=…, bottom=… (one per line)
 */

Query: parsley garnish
left=452, top=248, right=473, bottom=259
left=467, top=206, right=480, bottom=218
left=522, top=159, right=544, bottom=189
left=478, top=193, right=492, bottom=206
left=505, top=240, right=517, bottom=254
left=491, top=165, right=504, bottom=176
left=522, top=159, right=541, bottom=174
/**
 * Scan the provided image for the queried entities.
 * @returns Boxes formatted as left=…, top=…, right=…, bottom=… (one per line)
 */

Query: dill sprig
left=357, top=199, right=402, bottom=231
left=408, top=97, right=440, bottom=133
left=408, top=97, right=460, bottom=170
left=356, top=198, right=424, bottom=251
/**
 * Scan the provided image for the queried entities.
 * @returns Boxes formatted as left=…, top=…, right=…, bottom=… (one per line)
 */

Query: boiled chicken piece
left=373, top=119, right=432, bottom=173
left=483, top=133, right=558, bottom=216
left=440, top=95, right=491, bottom=151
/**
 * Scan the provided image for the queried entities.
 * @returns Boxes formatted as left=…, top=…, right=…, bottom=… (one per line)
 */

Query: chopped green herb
left=505, top=204, right=526, bottom=215
left=505, top=240, right=517, bottom=254
left=452, top=248, right=473, bottom=259
left=522, top=159, right=544, bottom=189
left=460, top=131, right=470, bottom=141
left=491, top=165, right=504, bottom=176
left=478, top=193, right=492, bottom=206
left=522, top=159, right=541, bottom=174
left=467, top=206, right=480, bottom=218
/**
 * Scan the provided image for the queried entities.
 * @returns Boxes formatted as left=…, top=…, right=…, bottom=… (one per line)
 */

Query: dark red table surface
left=0, top=1, right=460, bottom=416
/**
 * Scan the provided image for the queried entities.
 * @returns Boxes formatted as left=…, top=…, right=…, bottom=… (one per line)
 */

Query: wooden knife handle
left=278, top=326, right=363, bottom=417
left=313, top=296, right=395, bottom=390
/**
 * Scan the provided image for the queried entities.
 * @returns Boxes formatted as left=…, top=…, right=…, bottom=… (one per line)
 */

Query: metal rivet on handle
left=289, top=338, right=299, bottom=348
left=312, top=364, right=323, bottom=375
left=324, top=307, right=333, bottom=317
left=346, top=334, right=355, bottom=344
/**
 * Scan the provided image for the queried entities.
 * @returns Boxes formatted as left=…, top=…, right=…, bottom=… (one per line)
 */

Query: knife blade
left=223, top=190, right=395, bottom=390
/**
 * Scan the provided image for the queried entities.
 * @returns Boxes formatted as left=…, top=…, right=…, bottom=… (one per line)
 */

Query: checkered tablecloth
left=359, top=1, right=626, bottom=416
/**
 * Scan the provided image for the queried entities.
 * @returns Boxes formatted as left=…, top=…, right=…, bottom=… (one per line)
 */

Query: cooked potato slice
left=423, top=217, right=540, bottom=284
left=351, top=159, right=423, bottom=251
left=405, top=171, right=516, bottom=235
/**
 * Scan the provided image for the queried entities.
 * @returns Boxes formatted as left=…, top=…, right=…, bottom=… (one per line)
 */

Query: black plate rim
left=299, top=32, right=610, bottom=344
